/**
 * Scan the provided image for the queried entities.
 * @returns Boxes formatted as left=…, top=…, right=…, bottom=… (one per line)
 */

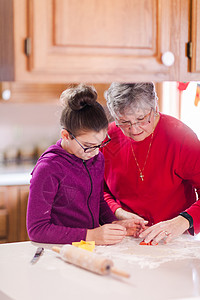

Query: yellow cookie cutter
left=72, top=240, right=95, bottom=252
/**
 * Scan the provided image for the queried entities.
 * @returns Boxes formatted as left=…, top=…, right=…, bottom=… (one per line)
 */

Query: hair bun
left=60, top=84, right=97, bottom=111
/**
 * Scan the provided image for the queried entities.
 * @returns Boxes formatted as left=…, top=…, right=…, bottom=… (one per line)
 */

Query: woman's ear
left=61, top=129, right=70, bottom=141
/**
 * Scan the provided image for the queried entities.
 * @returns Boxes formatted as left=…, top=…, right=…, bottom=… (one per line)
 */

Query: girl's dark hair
left=60, top=84, right=108, bottom=136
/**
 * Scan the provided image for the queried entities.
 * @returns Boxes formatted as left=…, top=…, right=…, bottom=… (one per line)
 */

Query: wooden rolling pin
left=52, top=245, right=130, bottom=278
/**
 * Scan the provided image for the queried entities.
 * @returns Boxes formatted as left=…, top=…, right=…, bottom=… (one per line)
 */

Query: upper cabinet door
left=179, top=0, right=200, bottom=80
left=191, top=0, right=200, bottom=73
left=13, top=0, right=179, bottom=82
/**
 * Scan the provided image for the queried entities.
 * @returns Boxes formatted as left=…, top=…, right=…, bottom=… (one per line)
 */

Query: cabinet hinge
left=24, top=37, right=31, bottom=56
left=187, top=42, right=192, bottom=59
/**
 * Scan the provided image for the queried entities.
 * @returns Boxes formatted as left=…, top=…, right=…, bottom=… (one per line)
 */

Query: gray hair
left=105, top=82, right=158, bottom=119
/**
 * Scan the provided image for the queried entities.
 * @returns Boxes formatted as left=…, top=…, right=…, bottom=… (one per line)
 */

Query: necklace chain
left=130, top=132, right=154, bottom=181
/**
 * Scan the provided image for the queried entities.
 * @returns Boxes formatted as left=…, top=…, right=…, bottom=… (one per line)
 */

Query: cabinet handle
left=2, top=89, right=11, bottom=101
left=161, top=51, right=175, bottom=67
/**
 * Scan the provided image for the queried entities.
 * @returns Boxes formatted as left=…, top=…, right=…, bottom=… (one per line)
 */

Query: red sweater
left=102, top=114, right=200, bottom=234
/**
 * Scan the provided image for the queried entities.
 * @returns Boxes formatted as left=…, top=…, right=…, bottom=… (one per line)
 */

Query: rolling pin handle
left=110, top=267, right=130, bottom=278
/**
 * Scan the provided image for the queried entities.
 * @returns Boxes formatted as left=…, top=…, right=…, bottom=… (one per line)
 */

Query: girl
left=27, top=84, right=145, bottom=245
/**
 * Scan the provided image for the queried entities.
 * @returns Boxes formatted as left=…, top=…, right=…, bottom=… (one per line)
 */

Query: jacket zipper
left=83, top=160, right=94, bottom=228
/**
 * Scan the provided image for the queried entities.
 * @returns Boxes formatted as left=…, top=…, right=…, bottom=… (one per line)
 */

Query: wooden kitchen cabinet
left=1, top=0, right=199, bottom=82
left=179, top=0, right=200, bottom=80
left=190, top=0, right=200, bottom=73
left=23, top=0, right=178, bottom=82
left=18, top=186, right=30, bottom=241
left=0, top=0, right=185, bottom=82
left=0, top=185, right=29, bottom=243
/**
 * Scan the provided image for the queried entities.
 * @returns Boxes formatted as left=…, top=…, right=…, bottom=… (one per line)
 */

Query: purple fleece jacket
left=27, top=139, right=117, bottom=244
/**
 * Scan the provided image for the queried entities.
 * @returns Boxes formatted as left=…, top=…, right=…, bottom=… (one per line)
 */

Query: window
left=160, top=82, right=200, bottom=140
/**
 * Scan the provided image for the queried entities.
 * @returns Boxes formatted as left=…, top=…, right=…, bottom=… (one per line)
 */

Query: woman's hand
left=115, top=207, right=148, bottom=223
left=139, top=216, right=190, bottom=245
left=86, top=224, right=126, bottom=245
left=114, top=219, right=147, bottom=238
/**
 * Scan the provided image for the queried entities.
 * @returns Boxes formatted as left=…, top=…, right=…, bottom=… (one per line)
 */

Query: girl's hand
left=86, top=224, right=126, bottom=245
left=114, top=219, right=148, bottom=238
left=139, top=216, right=190, bottom=245
left=115, top=207, right=147, bottom=223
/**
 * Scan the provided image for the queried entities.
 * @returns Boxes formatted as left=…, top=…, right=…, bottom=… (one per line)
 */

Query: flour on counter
left=95, top=235, right=200, bottom=269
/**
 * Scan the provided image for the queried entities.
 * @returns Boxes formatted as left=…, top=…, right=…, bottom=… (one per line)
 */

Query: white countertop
left=0, top=165, right=33, bottom=185
left=0, top=235, right=200, bottom=300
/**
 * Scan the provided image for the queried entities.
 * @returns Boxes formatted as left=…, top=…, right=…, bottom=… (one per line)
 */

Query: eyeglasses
left=64, top=129, right=111, bottom=153
left=115, top=108, right=153, bottom=129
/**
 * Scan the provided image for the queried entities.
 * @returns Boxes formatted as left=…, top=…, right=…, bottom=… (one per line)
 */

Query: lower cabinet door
left=0, top=185, right=30, bottom=243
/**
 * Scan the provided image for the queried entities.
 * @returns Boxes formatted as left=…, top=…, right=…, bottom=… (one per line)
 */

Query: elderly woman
left=102, top=82, right=200, bottom=245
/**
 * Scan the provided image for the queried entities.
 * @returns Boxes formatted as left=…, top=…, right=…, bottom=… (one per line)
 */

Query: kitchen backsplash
left=0, top=101, right=113, bottom=165
left=0, top=102, right=62, bottom=165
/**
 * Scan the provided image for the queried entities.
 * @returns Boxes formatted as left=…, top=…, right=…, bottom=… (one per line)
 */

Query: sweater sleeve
left=103, top=180, right=122, bottom=214
left=27, top=162, right=87, bottom=244
left=99, top=179, right=117, bottom=224
left=176, top=130, right=200, bottom=234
